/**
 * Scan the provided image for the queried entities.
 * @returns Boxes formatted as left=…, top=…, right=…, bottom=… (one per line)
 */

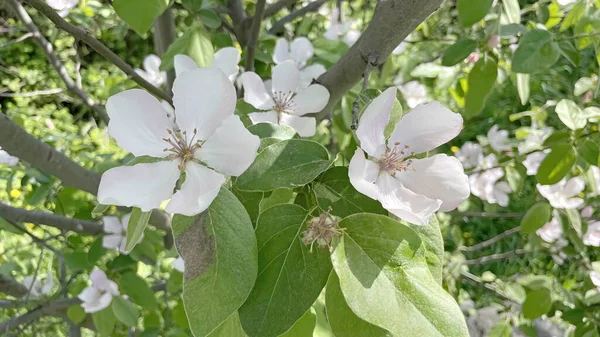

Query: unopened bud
left=466, top=52, right=480, bottom=64
left=487, top=35, right=500, bottom=49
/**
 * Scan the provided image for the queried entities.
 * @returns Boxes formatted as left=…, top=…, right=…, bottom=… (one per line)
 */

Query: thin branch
left=351, top=55, right=376, bottom=130
left=152, top=8, right=176, bottom=94
left=0, top=298, right=81, bottom=333
left=460, top=271, right=514, bottom=303
left=7, top=0, right=109, bottom=122
left=21, top=0, right=172, bottom=104
left=461, top=226, right=521, bottom=253
left=245, top=0, right=267, bottom=72
left=268, top=0, right=329, bottom=35
left=0, top=32, right=33, bottom=48
left=451, top=211, right=525, bottom=219
left=0, top=88, right=64, bottom=97
left=465, top=249, right=526, bottom=265
left=0, top=275, right=28, bottom=298
left=264, top=0, right=298, bottom=18
left=0, top=205, right=102, bottom=235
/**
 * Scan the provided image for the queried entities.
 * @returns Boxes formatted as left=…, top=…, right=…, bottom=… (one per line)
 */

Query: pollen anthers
left=163, top=128, right=202, bottom=169
left=301, top=207, right=342, bottom=252
left=272, top=90, right=295, bottom=113
left=378, top=142, right=416, bottom=175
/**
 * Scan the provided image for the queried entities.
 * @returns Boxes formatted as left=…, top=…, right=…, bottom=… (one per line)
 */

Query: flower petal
left=376, top=173, right=442, bottom=226
left=212, top=47, right=241, bottom=82
left=102, top=234, right=123, bottom=250
left=290, top=37, right=314, bottom=68
left=172, top=67, right=237, bottom=140
left=273, top=38, right=290, bottom=64
left=249, top=111, right=278, bottom=124
left=104, top=280, right=120, bottom=296
left=272, top=60, right=301, bottom=95
left=196, top=115, right=260, bottom=176
left=98, top=161, right=180, bottom=212
left=290, top=84, right=330, bottom=116
left=395, top=154, right=470, bottom=212
left=143, top=54, right=162, bottom=73
left=388, top=101, right=463, bottom=155
left=279, top=113, right=316, bottom=137
left=90, top=269, right=109, bottom=289
left=240, top=72, right=275, bottom=110
left=83, top=292, right=114, bottom=313
left=348, top=148, right=380, bottom=200
left=299, top=64, right=326, bottom=88
left=563, top=177, right=585, bottom=197
left=165, top=162, right=225, bottom=216
left=356, top=87, right=396, bottom=157
left=78, top=286, right=100, bottom=303
left=106, top=89, right=174, bottom=157
left=102, top=216, right=122, bottom=234
left=171, top=256, right=185, bottom=272
left=174, top=54, right=198, bottom=77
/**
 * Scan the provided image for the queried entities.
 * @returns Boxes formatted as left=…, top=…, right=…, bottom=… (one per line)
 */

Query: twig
left=0, top=32, right=33, bottom=48
left=350, top=55, right=377, bottom=130
left=0, top=298, right=82, bottom=333
left=0, top=275, right=28, bottom=298
left=152, top=8, right=176, bottom=93
left=0, top=88, right=64, bottom=97
left=268, top=0, right=329, bottom=34
left=264, top=0, right=298, bottom=18
left=465, top=249, right=526, bottom=265
left=8, top=221, right=61, bottom=256
left=0, top=204, right=103, bottom=236
left=461, top=226, right=521, bottom=253
left=450, top=211, right=525, bottom=219
left=21, top=0, right=172, bottom=104
left=245, top=0, right=267, bottom=72
left=7, top=0, right=109, bottom=122
left=461, top=271, right=514, bottom=303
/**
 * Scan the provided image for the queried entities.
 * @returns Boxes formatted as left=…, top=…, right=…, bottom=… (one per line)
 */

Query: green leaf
left=207, top=312, right=247, bottom=337
left=248, top=123, right=297, bottom=140
left=520, top=202, right=551, bottom=234
left=488, top=322, right=512, bottom=337
left=522, top=289, right=553, bottom=319
left=465, top=58, right=497, bottom=118
left=457, top=0, right=493, bottom=26
left=278, top=308, right=317, bottom=337
left=512, top=29, right=560, bottom=73
left=239, top=204, right=331, bottom=337
left=556, top=99, right=586, bottom=130
left=119, top=271, right=158, bottom=309
left=578, top=139, right=600, bottom=166
left=502, top=0, right=521, bottom=24
left=558, top=40, right=581, bottom=66
left=441, top=40, right=478, bottom=66
left=92, top=204, right=110, bottom=217
left=561, top=0, right=587, bottom=31
left=331, top=214, right=470, bottom=337
left=172, top=188, right=257, bottom=337
left=505, top=163, right=526, bottom=193
left=499, top=23, right=527, bottom=37
left=542, top=130, right=571, bottom=147
left=161, top=28, right=214, bottom=71
left=125, top=208, right=151, bottom=252
left=411, top=216, right=444, bottom=284
left=325, top=272, right=392, bottom=337
left=516, top=73, right=530, bottom=105
left=536, top=144, right=576, bottom=185
left=313, top=166, right=386, bottom=218
left=113, top=0, right=169, bottom=35
left=182, top=0, right=203, bottom=11
left=67, top=305, right=86, bottom=324
left=236, top=140, right=331, bottom=192
left=87, top=237, right=106, bottom=265
left=112, top=296, right=140, bottom=327
left=198, top=9, right=222, bottom=29
left=92, top=306, right=116, bottom=337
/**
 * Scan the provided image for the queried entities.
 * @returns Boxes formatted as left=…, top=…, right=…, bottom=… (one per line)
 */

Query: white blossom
left=98, top=68, right=260, bottom=216
left=536, top=216, right=563, bottom=243
left=581, top=206, right=594, bottom=219
left=47, top=0, right=78, bottom=17
left=487, top=124, right=511, bottom=152
left=455, top=142, right=483, bottom=169
left=518, top=127, right=552, bottom=154
left=469, top=168, right=511, bottom=207
left=22, top=271, right=54, bottom=299
left=323, top=8, right=360, bottom=47
left=273, top=37, right=326, bottom=88
left=171, top=256, right=185, bottom=273
left=135, top=54, right=166, bottom=88
left=77, top=269, right=119, bottom=313
left=239, top=60, right=330, bottom=137
left=392, top=41, right=408, bottom=55
left=102, top=214, right=142, bottom=254
left=348, top=87, right=470, bottom=226
left=395, top=80, right=428, bottom=109
left=591, top=166, right=600, bottom=194
left=537, top=177, right=585, bottom=209
left=584, top=221, right=600, bottom=247
left=557, top=0, right=577, bottom=5
left=591, top=271, right=600, bottom=289
left=0, top=147, right=18, bottom=166
left=174, top=47, right=241, bottom=82
left=523, top=151, right=546, bottom=176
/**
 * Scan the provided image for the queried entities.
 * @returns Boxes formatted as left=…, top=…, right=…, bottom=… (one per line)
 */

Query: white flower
left=537, top=177, right=585, bottom=209
left=392, top=41, right=408, bottom=55
left=455, top=142, right=483, bottom=169
left=174, top=47, right=241, bottom=82
left=323, top=8, right=360, bottom=47
left=0, top=147, right=18, bottom=166
left=469, top=168, right=511, bottom=207
left=523, top=151, right=546, bottom=176
left=102, top=214, right=143, bottom=254
left=581, top=206, right=594, bottom=219
left=239, top=60, right=330, bottom=137
left=584, top=221, right=600, bottom=247
left=47, top=0, right=78, bottom=17
left=22, top=271, right=54, bottom=299
left=77, top=269, right=119, bottom=313
left=348, top=87, right=470, bottom=226
left=536, top=216, right=562, bottom=243
left=479, top=153, right=498, bottom=170
left=591, top=166, right=600, bottom=194
left=557, top=0, right=576, bottom=5
left=517, top=127, right=552, bottom=154
left=487, top=125, right=511, bottom=152
left=135, top=55, right=166, bottom=88
left=591, top=271, right=600, bottom=289
left=487, top=35, right=500, bottom=49
left=395, top=80, right=428, bottom=109
left=273, top=37, right=326, bottom=88
left=171, top=256, right=185, bottom=273
left=98, top=68, right=260, bottom=216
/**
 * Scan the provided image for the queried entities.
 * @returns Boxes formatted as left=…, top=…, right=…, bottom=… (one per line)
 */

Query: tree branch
left=0, top=275, right=28, bottom=298
left=0, top=298, right=81, bottom=333
left=267, top=0, right=328, bottom=35
left=21, top=0, right=172, bottom=104
left=461, top=226, right=521, bottom=253
left=7, top=0, right=109, bottom=122
left=264, top=0, right=298, bottom=18
left=450, top=211, right=525, bottom=218
left=315, top=0, right=444, bottom=118
left=152, top=8, right=176, bottom=94
left=245, top=0, right=267, bottom=72
left=465, top=249, right=526, bottom=265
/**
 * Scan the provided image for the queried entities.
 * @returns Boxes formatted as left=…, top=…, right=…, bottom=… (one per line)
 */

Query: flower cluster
left=77, top=269, right=119, bottom=313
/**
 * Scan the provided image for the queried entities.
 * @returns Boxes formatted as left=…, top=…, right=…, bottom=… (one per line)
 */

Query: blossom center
left=163, top=128, right=202, bottom=169
left=378, top=142, right=415, bottom=176
left=272, top=90, right=295, bottom=113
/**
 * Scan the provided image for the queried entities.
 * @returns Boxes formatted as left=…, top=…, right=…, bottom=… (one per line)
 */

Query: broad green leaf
left=545, top=2, right=563, bottom=28
left=112, top=296, right=140, bottom=326
left=92, top=306, right=116, bottom=337
left=441, top=40, right=477, bottom=66
left=522, top=289, right=553, bottom=319
left=502, top=0, right=521, bottom=24
left=488, top=322, right=512, bottom=337
left=113, top=0, right=169, bottom=35
left=87, top=237, right=106, bottom=265
left=278, top=308, right=316, bottom=337
left=505, top=163, right=526, bottom=193
left=67, top=305, right=86, bottom=324
left=207, top=312, right=247, bottom=337
left=578, top=139, right=600, bottom=166
left=325, top=272, right=392, bottom=337
left=516, top=73, right=530, bottom=105
left=516, top=274, right=553, bottom=291
left=565, top=208, right=583, bottom=235
left=119, top=271, right=158, bottom=308
left=465, top=58, right=497, bottom=118
left=520, top=202, right=551, bottom=234
left=542, top=130, right=571, bottom=147
left=182, top=0, right=203, bottom=11
left=161, top=28, right=214, bottom=71
left=172, top=188, right=257, bottom=337
left=198, top=9, right=222, bottom=29
left=331, top=214, right=470, bottom=337
left=499, top=23, right=527, bottom=37
left=558, top=40, right=581, bottom=66
left=561, top=0, right=588, bottom=31
left=259, top=188, right=295, bottom=211
left=232, top=188, right=263, bottom=224
left=248, top=123, right=297, bottom=140
left=236, top=140, right=331, bottom=191
left=92, top=204, right=109, bottom=217
left=313, top=166, right=386, bottom=218
left=125, top=207, right=151, bottom=252
left=239, top=204, right=331, bottom=337
left=556, top=99, right=586, bottom=130
left=125, top=155, right=168, bottom=166
left=411, top=216, right=444, bottom=284
left=457, top=0, right=493, bottom=27
left=512, top=29, right=560, bottom=73
left=536, top=144, right=576, bottom=185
